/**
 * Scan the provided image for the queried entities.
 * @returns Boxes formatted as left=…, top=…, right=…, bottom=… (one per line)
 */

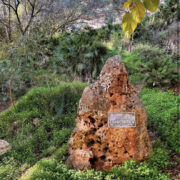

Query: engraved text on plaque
left=108, top=112, right=136, bottom=128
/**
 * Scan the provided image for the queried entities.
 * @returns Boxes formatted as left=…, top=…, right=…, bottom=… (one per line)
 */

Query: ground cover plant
left=0, top=82, right=87, bottom=179
left=140, top=88, right=180, bottom=154
left=0, top=1, right=179, bottom=178
left=0, top=82, right=179, bottom=179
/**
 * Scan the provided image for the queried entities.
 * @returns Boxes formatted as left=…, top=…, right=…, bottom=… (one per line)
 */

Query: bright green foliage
left=0, top=84, right=176, bottom=179
left=0, top=82, right=88, bottom=179
left=148, top=140, right=170, bottom=170
left=21, top=143, right=169, bottom=180
left=22, top=158, right=104, bottom=180
left=0, top=157, right=19, bottom=180
left=122, top=0, right=160, bottom=37
left=112, top=160, right=169, bottom=180
left=140, top=88, right=180, bottom=154
left=0, top=82, right=87, bottom=137
left=142, top=56, right=178, bottom=87
left=54, top=144, right=68, bottom=161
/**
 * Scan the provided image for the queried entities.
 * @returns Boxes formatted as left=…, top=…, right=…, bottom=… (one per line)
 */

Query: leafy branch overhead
left=122, top=0, right=160, bottom=38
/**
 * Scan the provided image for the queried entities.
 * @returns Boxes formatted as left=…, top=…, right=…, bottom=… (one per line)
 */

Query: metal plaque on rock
left=108, top=112, right=136, bottom=128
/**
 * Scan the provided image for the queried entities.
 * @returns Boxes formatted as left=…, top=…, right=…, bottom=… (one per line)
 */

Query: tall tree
left=0, top=0, right=12, bottom=42
left=0, top=0, right=47, bottom=35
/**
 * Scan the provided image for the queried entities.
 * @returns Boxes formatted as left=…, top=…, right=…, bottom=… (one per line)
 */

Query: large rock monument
left=67, top=56, right=151, bottom=170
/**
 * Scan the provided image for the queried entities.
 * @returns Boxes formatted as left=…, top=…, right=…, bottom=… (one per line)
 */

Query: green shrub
left=0, top=27, right=113, bottom=100
left=140, top=88, right=179, bottom=154
left=50, top=31, right=110, bottom=82
left=24, top=154, right=169, bottom=180
left=0, top=82, right=87, bottom=137
left=112, top=160, right=169, bottom=180
left=122, top=44, right=178, bottom=87
left=148, top=140, right=170, bottom=170
left=122, top=51, right=142, bottom=75
left=42, top=146, right=57, bottom=157
left=129, top=73, right=145, bottom=85
left=52, top=128, right=72, bottom=146
left=21, top=157, right=104, bottom=180
left=54, top=144, right=68, bottom=161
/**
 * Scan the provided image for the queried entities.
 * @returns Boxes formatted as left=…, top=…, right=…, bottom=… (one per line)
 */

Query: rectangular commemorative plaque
left=108, top=112, right=136, bottom=128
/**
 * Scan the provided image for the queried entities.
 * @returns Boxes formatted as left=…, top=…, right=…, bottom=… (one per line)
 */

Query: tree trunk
left=2, top=2, right=12, bottom=43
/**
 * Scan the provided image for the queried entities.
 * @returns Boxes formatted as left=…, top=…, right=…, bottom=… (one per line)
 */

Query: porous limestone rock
left=0, top=140, right=10, bottom=155
left=67, top=56, right=151, bottom=170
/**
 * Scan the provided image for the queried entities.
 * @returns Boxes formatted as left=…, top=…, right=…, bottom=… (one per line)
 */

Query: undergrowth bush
left=0, top=157, right=19, bottom=180
left=148, top=140, right=170, bottom=170
left=0, top=82, right=87, bottom=179
left=50, top=31, right=110, bottom=82
left=0, top=25, right=118, bottom=101
left=0, top=84, right=176, bottom=179
left=122, top=44, right=178, bottom=87
left=20, top=143, right=169, bottom=180
left=0, top=33, right=56, bottom=100
left=140, top=88, right=179, bottom=154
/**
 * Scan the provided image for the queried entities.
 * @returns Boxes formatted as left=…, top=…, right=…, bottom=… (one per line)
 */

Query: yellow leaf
left=131, top=2, right=145, bottom=23
left=122, top=12, right=137, bottom=38
left=123, top=2, right=130, bottom=9
left=17, top=4, right=24, bottom=16
left=144, top=0, right=160, bottom=12
left=123, top=0, right=133, bottom=9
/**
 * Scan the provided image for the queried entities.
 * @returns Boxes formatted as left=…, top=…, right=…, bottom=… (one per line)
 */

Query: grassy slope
left=0, top=82, right=88, bottom=179
left=0, top=82, right=179, bottom=179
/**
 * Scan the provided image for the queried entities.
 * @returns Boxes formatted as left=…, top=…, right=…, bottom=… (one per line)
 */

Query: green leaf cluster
left=122, top=44, right=179, bottom=87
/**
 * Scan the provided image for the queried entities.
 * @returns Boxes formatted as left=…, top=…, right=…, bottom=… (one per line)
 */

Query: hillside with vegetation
left=0, top=0, right=179, bottom=179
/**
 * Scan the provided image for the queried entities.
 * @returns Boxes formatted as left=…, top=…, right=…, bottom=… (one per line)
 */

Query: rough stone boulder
left=0, top=140, right=10, bottom=155
left=67, top=56, right=151, bottom=170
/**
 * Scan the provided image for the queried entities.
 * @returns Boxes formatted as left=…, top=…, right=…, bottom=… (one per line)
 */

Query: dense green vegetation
left=0, top=82, right=87, bottom=179
left=1, top=83, right=179, bottom=180
left=141, top=89, right=180, bottom=154
left=0, top=0, right=179, bottom=179
left=0, top=24, right=121, bottom=100
left=122, top=44, right=179, bottom=87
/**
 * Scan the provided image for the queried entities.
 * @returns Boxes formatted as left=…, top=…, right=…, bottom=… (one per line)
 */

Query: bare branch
left=1, top=0, right=44, bottom=35
left=1, top=0, right=16, bottom=11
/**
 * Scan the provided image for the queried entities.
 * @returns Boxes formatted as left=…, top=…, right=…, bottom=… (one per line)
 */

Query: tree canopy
left=0, top=0, right=160, bottom=42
